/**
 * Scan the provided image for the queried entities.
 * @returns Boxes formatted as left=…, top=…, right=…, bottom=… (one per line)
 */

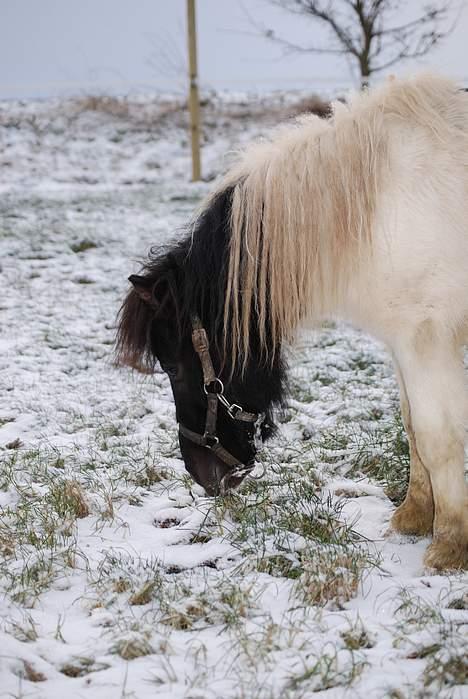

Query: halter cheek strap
left=177, top=317, right=261, bottom=482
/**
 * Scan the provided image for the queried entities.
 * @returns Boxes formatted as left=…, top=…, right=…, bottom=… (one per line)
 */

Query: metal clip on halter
left=204, top=378, right=243, bottom=420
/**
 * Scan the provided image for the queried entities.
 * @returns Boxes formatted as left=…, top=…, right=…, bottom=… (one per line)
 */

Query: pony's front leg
left=394, top=333, right=468, bottom=570
left=390, top=360, right=434, bottom=536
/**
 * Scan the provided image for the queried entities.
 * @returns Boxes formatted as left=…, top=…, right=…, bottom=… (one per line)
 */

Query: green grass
left=70, top=239, right=97, bottom=253
left=285, top=648, right=367, bottom=694
left=289, top=412, right=410, bottom=505
left=192, top=450, right=380, bottom=612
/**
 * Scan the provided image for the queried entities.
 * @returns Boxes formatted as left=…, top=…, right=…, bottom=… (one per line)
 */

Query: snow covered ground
left=0, top=94, right=467, bottom=698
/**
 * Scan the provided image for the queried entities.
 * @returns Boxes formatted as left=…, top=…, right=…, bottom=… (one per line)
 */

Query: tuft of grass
left=447, top=593, right=468, bottom=610
left=5, top=438, right=22, bottom=449
left=157, top=578, right=255, bottom=632
left=394, top=589, right=444, bottom=631
left=256, top=554, right=302, bottom=580
left=88, top=550, right=169, bottom=612
left=407, top=643, right=442, bottom=660
left=129, top=580, right=158, bottom=606
left=189, top=532, right=213, bottom=544
left=0, top=530, right=15, bottom=557
left=423, top=647, right=468, bottom=688
left=60, top=657, right=109, bottom=677
left=49, top=479, right=90, bottom=519
left=112, top=632, right=154, bottom=660
left=130, top=446, right=175, bottom=487
left=217, top=582, right=253, bottom=627
left=341, top=618, right=375, bottom=650
left=297, top=547, right=371, bottom=608
left=161, top=600, right=207, bottom=630
left=22, top=661, right=46, bottom=682
left=113, top=576, right=131, bottom=593
left=285, top=648, right=367, bottom=693
left=346, top=416, right=409, bottom=504
left=52, top=457, right=65, bottom=469
left=75, top=276, right=94, bottom=284
left=70, top=239, right=97, bottom=253
left=4, top=614, right=38, bottom=643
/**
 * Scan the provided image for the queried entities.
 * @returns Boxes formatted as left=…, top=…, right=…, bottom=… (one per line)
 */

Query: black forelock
left=142, top=186, right=234, bottom=339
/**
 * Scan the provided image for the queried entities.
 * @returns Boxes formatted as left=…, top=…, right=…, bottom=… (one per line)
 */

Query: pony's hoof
left=390, top=498, right=433, bottom=537
left=424, top=538, right=468, bottom=571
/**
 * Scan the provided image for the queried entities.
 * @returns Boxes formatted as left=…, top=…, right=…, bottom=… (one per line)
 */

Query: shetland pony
left=117, top=74, right=468, bottom=570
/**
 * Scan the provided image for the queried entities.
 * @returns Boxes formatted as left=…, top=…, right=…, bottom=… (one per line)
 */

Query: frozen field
left=0, top=94, right=467, bottom=698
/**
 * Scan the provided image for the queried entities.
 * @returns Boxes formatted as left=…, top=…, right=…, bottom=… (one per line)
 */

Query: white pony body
left=222, top=73, right=468, bottom=569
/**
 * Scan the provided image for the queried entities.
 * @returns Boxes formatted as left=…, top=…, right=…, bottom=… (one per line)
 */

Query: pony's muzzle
left=179, top=434, right=251, bottom=495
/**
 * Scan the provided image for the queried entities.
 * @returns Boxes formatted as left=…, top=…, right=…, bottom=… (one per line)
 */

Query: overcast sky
left=1, top=0, right=467, bottom=99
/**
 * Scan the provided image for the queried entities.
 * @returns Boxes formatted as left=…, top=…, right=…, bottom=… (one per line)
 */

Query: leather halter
left=178, top=317, right=260, bottom=482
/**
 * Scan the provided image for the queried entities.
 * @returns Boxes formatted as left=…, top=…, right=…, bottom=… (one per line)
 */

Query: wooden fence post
left=187, top=0, right=201, bottom=181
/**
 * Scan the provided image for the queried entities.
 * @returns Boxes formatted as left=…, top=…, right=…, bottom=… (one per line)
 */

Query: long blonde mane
left=216, top=74, right=464, bottom=367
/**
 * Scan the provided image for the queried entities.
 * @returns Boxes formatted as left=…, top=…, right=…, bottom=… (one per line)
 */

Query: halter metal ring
left=204, top=378, right=224, bottom=395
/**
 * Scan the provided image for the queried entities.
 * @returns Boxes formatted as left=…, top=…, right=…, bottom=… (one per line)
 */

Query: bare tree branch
left=239, top=2, right=357, bottom=57
left=245, top=0, right=461, bottom=87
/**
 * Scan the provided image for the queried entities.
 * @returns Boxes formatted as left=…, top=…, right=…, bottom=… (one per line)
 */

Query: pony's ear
left=128, top=274, right=174, bottom=316
left=129, top=275, right=153, bottom=304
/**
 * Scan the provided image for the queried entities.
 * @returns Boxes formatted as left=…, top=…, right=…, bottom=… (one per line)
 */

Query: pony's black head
left=116, top=187, right=286, bottom=495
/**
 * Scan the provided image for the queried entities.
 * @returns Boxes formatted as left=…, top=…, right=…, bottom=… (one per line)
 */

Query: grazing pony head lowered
left=116, top=186, right=286, bottom=495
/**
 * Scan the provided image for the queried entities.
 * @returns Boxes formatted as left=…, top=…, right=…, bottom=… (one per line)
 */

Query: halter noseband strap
left=178, top=317, right=260, bottom=480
